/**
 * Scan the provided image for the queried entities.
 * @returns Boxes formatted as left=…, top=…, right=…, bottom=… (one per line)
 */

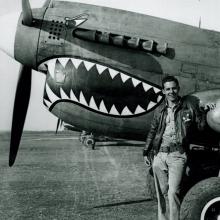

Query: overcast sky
left=0, top=0, right=220, bottom=131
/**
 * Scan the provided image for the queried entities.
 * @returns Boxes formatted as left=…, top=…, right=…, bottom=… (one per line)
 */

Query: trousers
left=152, top=151, right=187, bottom=220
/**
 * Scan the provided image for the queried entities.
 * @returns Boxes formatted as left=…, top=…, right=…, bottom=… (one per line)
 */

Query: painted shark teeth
left=89, top=96, right=99, bottom=110
left=42, top=57, right=164, bottom=116
left=109, top=104, right=120, bottom=115
left=84, top=60, right=94, bottom=71
left=135, top=105, right=145, bottom=114
left=121, top=106, right=133, bottom=115
left=60, top=88, right=69, bottom=99
left=157, top=95, right=163, bottom=102
left=46, top=83, right=60, bottom=103
left=59, top=58, right=69, bottom=68
left=47, top=59, right=56, bottom=79
left=43, top=99, right=52, bottom=108
left=153, top=87, right=160, bottom=93
left=96, top=64, right=106, bottom=75
left=79, top=91, right=88, bottom=106
left=44, top=82, right=162, bottom=116
left=71, top=58, right=82, bottom=69
left=120, top=72, right=130, bottom=83
left=142, top=82, right=152, bottom=92
left=70, top=90, right=78, bottom=102
left=109, top=69, right=119, bottom=79
left=132, top=78, right=141, bottom=87
left=99, top=100, right=108, bottom=113
left=41, top=57, right=158, bottom=92
left=147, top=101, right=157, bottom=110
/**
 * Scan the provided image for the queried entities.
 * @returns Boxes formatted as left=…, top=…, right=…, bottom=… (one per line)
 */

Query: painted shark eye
left=65, top=14, right=88, bottom=28
left=74, top=18, right=87, bottom=27
left=40, top=57, right=164, bottom=118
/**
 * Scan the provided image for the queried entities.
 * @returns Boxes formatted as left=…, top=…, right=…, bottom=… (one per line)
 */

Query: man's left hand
left=203, top=103, right=216, bottom=111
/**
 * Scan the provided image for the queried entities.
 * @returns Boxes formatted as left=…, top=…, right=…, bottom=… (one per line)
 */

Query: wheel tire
left=85, top=138, right=95, bottom=149
left=180, top=177, right=220, bottom=220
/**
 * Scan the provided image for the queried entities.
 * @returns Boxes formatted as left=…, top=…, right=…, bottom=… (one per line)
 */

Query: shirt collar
left=160, top=96, right=182, bottom=112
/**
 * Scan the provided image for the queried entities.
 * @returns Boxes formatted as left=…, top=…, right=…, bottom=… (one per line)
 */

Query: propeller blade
left=9, top=65, right=32, bottom=166
left=60, top=119, right=63, bottom=128
left=43, top=0, right=53, bottom=8
left=22, top=0, right=33, bottom=26
left=55, top=119, right=61, bottom=134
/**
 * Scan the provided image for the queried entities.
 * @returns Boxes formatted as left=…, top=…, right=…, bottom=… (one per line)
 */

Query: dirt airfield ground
left=0, top=131, right=157, bottom=220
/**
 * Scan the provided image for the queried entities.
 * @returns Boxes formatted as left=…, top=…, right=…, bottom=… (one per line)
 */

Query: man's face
left=162, top=81, right=180, bottom=103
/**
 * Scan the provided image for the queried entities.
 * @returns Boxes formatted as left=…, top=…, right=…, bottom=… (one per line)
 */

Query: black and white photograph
left=0, top=0, right=219, bottom=219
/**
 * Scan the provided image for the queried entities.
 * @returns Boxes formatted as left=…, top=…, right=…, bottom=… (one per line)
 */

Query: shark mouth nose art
left=39, top=57, right=164, bottom=117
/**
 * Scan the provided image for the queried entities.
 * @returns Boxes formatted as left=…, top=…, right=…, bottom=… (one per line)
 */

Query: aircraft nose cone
left=0, top=12, right=21, bottom=58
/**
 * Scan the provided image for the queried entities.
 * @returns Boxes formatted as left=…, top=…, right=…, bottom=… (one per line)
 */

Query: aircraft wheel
left=180, top=177, right=220, bottom=220
left=85, top=138, right=95, bottom=149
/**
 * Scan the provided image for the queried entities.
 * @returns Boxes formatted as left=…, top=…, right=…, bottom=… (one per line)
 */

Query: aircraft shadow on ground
left=93, top=198, right=152, bottom=208
left=96, top=141, right=145, bottom=147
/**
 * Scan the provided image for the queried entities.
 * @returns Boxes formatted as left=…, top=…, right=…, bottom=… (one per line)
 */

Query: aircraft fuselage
left=14, top=2, right=220, bottom=140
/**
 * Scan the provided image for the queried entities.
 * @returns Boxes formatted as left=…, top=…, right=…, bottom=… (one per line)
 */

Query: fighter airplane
left=0, top=0, right=220, bottom=219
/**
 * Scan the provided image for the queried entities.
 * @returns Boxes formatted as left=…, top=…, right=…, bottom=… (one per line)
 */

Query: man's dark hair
left=162, top=75, right=179, bottom=89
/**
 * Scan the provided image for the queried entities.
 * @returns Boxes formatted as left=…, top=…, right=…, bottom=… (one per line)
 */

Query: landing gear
left=79, top=131, right=96, bottom=149
left=85, top=135, right=95, bottom=150
left=79, top=130, right=87, bottom=143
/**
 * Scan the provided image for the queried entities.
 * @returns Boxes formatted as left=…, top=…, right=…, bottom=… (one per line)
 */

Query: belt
left=159, top=143, right=184, bottom=153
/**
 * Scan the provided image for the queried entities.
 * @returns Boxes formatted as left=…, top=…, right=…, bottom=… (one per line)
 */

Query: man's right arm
left=143, top=110, right=159, bottom=157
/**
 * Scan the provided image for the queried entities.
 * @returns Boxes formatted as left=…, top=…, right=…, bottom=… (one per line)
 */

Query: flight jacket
left=143, top=96, right=206, bottom=156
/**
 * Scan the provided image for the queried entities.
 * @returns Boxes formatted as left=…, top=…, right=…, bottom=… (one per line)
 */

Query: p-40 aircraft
left=0, top=0, right=220, bottom=219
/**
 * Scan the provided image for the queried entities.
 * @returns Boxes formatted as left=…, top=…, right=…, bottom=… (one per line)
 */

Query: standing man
left=143, top=75, right=208, bottom=220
